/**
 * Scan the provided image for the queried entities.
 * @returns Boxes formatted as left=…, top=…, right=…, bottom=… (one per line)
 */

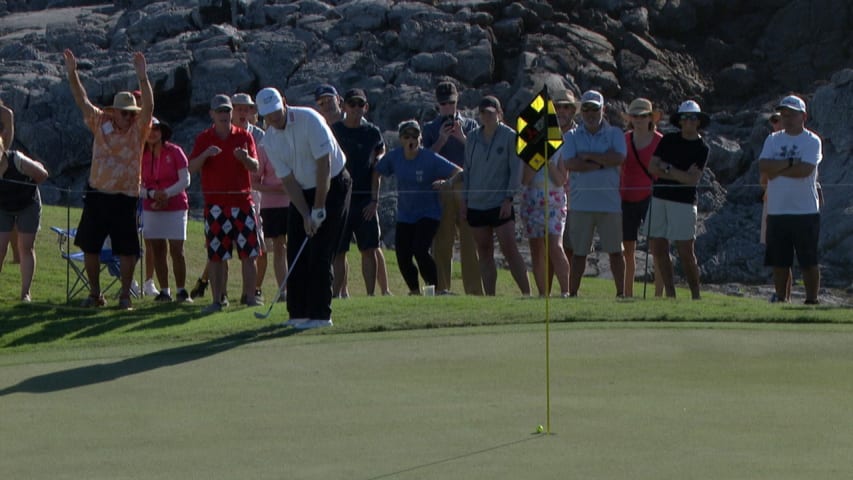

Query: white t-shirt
left=760, top=129, right=822, bottom=215
left=261, top=106, right=346, bottom=189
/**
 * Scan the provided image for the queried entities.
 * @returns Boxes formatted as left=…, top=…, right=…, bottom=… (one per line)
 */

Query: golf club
left=254, top=236, right=309, bottom=320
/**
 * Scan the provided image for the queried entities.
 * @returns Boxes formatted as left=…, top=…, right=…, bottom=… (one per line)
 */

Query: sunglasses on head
left=581, top=105, right=601, bottom=112
left=347, top=99, right=366, bottom=108
left=680, top=114, right=699, bottom=121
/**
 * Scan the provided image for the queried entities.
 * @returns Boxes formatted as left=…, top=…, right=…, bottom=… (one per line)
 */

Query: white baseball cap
left=580, top=90, right=604, bottom=107
left=776, top=95, right=806, bottom=113
left=256, top=87, right=284, bottom=116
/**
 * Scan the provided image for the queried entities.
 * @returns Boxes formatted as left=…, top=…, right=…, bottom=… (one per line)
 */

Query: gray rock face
left=2, top=0, right=853, bottom=287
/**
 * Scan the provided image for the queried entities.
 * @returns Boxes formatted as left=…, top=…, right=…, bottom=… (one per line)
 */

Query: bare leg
left=494, top=221, right=530, bottom=295
left=547, top=233, right=570, bottom=295
left=786, top=268, right=793, bottom=302
left=150, top=239, right=169, bottom=290
left=241, top=256, right=258, bottom=301
left=569, top=254, right=587, bottom=296
left=361, top=247, right=378, bottom=295
left=119, top=254, right=137, bottom=298
left=801, top=265, right=820, bottom=303
left=169, top=239, right=187, bottom=290
left=609, top=251, right=625, bottom=297
left=651, top=237, right=675, bottom=297
left=376, top=248, right=390, bottom=295
left=472, top=226, right=497, bottom=295
left=84, top=252, right=102, bottom=296
left=256, top=252, right=268, bottom=291
left=333, top=252, right=348, bottom=297
left=675, top=239, right=701, bottom=299
left=529, top=237, right=547, bottom=297
left=17, top=232, right=36, bottom=300
left=208, top=260, right=226, bottom=304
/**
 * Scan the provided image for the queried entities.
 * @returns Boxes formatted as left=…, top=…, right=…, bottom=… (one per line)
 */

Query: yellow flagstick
left=543, top=87, right=552, bottom=435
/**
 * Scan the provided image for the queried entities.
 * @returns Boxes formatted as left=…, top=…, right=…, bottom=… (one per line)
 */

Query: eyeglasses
left=347, top=100, right=366, bottom=108
left=439, top=101, right=456, bottom=106
left=680, top=114, right=699, bottom=121
left=581, top=105, right=601, bottom=112
left=630, top=113, right=651, bottom=118
left=119, top=110, right=137, bottom=118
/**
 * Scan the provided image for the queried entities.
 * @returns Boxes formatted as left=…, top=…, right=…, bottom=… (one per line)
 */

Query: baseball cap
left=435, top=82, right=458, bottom=103
left=210, top=94, right=232, bottom=111
left=314, top=84, right=339, bottom=100
left=479, top=95, right=501, bottom=112
left=344, top=88, right=367, bottom=103
left=580, top=90, right=604, bottom=107
left=776, top=95, right=806, bottom=113
left=256, top=87, right=284, bottom=116
left=552, top=90, right=579, bottom=107
left=398, top=119, right=421, bottom=136
left=231, top=93, right=255, bottom=106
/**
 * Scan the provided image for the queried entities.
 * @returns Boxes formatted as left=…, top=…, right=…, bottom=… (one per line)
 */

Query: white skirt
left=142, top=209, right=188, bottom=240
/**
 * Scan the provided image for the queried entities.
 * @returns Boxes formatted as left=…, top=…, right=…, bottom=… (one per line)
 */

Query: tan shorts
left=568, top=211, right=623, bottom=254
left=644, top=197, right=697, bottom=241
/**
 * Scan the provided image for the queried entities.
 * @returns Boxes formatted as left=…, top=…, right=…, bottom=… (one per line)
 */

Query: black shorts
left=337, top=198, right=380, bottom=253
left=764, top=213, right=820, bottom=268
left=622, top=197, right=651, bottom=242
left=467, top=206, right=514, bottom=229
left=75, top=189, right=140, bottom=256
left=261, top=207, right=289, bottom=238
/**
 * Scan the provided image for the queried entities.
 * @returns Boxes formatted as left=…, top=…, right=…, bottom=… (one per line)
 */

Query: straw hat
left=621, top=98, right=662, bottom=124
left=106, top=91, right=142, bottom=112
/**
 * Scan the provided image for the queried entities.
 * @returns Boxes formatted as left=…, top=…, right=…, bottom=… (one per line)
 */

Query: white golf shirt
left=261, top=106, right=346, bottom=189
left=760, top=129, right=822, bottom=215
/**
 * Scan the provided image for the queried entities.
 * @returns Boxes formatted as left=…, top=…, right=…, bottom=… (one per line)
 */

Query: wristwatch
left=664, top=164, right=672, bottom=174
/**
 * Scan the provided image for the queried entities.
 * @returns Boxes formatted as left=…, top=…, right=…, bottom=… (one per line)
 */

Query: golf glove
left=310, top=207, right=326, bottom=229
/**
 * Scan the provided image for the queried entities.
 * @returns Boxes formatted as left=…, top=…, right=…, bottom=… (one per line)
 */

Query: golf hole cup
left=423, top=285, right=435, bottom=296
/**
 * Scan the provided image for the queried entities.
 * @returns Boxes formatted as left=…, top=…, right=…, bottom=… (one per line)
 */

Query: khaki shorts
left=644, top=197, right=697, bottom=241
left=568, top=211, right=623, bottom=254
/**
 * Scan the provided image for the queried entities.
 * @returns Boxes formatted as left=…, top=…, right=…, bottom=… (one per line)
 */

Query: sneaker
left=118, top=296, right=133, bottom=310
left=21, top=294, right=31, bottom=303
left=201, top=302, right=223, bottom=315
left=190, top=278, right=208, bottom=299
left=437, top=290, right=456, bottom=296
left=154, top=291, right=173, bottom=302
left=255, top=288, right=264, bottom=302
left=220, top=294, right=229, bottom=308
left=241, top=294, right=263, bottom=307
left=176, top=289, right=193, bottom=303
left=143, top=279, right=159, bottom=297
left=81, top=294, right=106, bottom=308
left=382, top=291, right=393, bottom=296
left=282, top=318, right=308, bottom=328
left=296, top=319, right=333, bottom=330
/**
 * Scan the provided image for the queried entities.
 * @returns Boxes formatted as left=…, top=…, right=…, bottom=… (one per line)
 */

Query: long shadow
left=0, top=324, right=299, bottom=396
left=364, top=435, right=544, bottom=480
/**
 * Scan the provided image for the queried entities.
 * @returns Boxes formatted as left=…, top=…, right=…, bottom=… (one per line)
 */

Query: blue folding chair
left=51, top=227, right=138, bottom=304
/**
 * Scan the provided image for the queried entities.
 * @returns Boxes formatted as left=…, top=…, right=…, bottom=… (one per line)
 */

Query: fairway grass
left=2, top=323, right=852, bottom=479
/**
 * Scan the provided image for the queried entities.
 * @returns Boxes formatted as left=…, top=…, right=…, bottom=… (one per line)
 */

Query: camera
left=442, top=114, right=456, bottom=126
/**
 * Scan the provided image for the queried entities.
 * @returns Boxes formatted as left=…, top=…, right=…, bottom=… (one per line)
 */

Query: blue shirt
left=376, top=147, right=458, bottom=223
left=562, top=121, right=626, bottom=213
left=422, top=113, right=479, bottom=167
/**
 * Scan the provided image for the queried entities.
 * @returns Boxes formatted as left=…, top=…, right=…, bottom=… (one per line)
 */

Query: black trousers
left=286, top=171, right=351, bottom=320
left=395, top=218, right=440, bottom=292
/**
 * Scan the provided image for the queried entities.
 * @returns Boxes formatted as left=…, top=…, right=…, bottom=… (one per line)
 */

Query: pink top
left=141, top=142, right=189, bottom=211
left=253, top=146, right=290, bottom=208
left=620, top=130, right=662, bottom=202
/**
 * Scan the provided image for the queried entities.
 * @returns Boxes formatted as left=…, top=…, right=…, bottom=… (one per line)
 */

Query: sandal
left=81, top=294, right=106, bottom=308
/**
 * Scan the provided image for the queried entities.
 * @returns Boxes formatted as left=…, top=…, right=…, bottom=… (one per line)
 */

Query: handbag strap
left=630, top=132, right=655, bottom=181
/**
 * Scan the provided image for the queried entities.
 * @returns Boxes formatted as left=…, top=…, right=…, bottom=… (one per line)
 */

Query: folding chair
left=50, top=227, right=139, bottom=304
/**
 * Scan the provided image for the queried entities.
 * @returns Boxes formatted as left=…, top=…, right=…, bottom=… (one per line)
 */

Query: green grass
left=0, top=205, right=851, bottom=354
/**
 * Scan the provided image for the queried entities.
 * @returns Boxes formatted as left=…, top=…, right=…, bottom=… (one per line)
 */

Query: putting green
left=2, top=324, right=852, bottom=479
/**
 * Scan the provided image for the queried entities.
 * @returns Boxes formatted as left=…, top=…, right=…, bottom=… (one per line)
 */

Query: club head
left=254, top=311, right=270, bottom=320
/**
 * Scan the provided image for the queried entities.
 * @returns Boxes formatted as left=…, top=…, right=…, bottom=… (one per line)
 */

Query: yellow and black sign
left=516, top=87, right=563, bottom=171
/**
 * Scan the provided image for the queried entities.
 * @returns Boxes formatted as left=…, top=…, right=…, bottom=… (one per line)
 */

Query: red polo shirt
left=190, top=124, right=257, bottom=207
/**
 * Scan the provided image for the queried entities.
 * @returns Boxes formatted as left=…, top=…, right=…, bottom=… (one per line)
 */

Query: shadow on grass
left=364, top=435, right=543, bottom=480
left=0, top=324, right=299, bottom=396
left=0, top=302, right=202, bottom=347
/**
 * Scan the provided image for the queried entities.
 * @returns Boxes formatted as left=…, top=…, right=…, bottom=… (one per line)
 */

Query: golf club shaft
left=256, top=236, right=309, bottom=319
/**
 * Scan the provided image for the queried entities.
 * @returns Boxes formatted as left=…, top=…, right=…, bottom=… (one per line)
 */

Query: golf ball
left=536, top=425, right=544, bottom=433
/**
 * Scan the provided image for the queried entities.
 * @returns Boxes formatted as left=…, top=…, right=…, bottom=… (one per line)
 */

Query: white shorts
left=142, top=209, right=187, bottom=240
left=644, top=197, right=697, bottom=241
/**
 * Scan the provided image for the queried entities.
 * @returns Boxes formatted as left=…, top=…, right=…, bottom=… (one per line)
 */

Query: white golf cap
left=776, top=95, right=806, bottom=113
left=256, top=87, right=284, bottom=116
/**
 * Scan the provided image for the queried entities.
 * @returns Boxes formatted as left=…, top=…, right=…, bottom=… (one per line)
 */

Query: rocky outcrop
left=1, top=0, right=852, bottom=287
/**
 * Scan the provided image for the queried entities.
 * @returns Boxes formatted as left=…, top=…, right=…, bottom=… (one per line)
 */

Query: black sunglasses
left=581, top=105, right=601, bottom=112
left=680, top=114, right=699, bottom=121
left=347, top=99, right=366, bottom=108
left=439, top=101, right=456, bottom=106
left=119, top=110, right=137, bottom=117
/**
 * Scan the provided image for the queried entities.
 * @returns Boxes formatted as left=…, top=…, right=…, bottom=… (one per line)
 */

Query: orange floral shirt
left=84, top=108, right=150, bottom=195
